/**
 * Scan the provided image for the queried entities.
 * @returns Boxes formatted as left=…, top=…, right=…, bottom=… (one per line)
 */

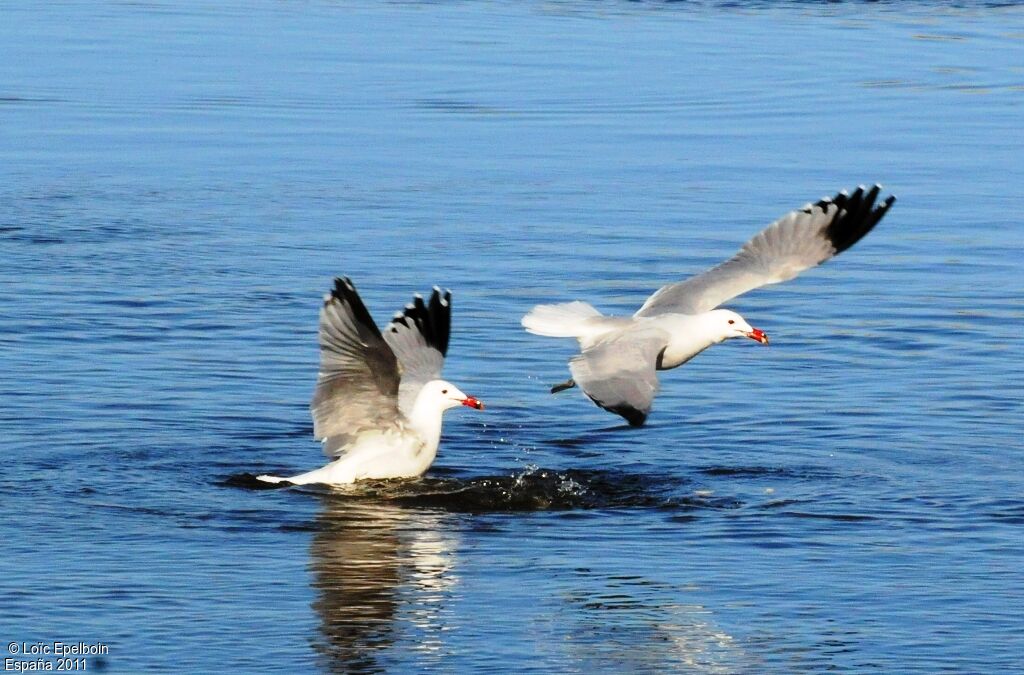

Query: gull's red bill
left=462, top=396, right=485, bottom=410
left=747, top=328, right=769, bottom=345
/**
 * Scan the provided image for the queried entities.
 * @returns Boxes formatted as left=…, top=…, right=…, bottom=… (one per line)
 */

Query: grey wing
left=310, top=277, right=402, bottom=456
left=382, top=287, right=451, bottom=416
left=636, top=185, right=896, bottom=317
left=569, top=327, right=670, bottom=427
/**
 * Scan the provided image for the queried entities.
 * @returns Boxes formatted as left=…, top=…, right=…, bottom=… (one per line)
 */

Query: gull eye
left=441, top=389, right=448, bottom=394
left=728, top=320, right=735, bottom=325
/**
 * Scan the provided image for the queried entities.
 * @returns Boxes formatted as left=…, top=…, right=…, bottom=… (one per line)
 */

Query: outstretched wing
left=310, top=277, right=401, bottom=455
left=569, top=326, right=670, bottom=427
left=635, top=185, right=896, bottom=317
left=383, top=287, right=451, bottom=416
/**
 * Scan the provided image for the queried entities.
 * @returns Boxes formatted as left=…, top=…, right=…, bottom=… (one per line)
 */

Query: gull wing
left=310, top=278, right=401, bottom=456
left=569, top=326, right=671, bottom=427
left=635, top=185, right=895, bottom=317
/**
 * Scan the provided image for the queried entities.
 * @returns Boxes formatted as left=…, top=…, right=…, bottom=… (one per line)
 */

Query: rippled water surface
left=3, top=1, right=1023, bottom=672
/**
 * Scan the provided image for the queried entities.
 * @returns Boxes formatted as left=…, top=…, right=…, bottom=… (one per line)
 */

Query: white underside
left=526, top=306, right=721, bottom=369
left=257, top=427, right=436, bottom=487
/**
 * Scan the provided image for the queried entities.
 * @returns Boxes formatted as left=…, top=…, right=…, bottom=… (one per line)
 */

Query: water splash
left=224, top=468, right=742, bottom=513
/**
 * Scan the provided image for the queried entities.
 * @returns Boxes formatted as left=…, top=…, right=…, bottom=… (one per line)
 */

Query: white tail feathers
left=522, top=301, right=603, bottom=338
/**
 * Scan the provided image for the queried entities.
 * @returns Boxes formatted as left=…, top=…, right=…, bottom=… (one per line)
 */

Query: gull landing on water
left=523, top=185, right=896, bottom=427
left=257, top=278, right=483, bottom=487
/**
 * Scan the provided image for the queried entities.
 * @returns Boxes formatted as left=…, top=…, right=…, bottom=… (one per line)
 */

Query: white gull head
left=415, top=379, right=485, bottom=413
left=703, top=309, right=769, bottom=345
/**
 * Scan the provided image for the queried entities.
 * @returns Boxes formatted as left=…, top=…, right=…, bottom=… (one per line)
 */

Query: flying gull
left=522, top=185, right=896, bottom=426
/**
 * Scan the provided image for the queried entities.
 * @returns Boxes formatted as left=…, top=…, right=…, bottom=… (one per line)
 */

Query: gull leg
left=550, top=378, right=576, bottom=394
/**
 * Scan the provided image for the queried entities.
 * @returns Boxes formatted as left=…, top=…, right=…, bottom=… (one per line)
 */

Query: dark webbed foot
left=550, top=378, right=576, bottom=394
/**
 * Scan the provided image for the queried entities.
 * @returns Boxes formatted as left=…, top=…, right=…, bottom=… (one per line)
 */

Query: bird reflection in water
left=308, top=494, right=458, bottom=672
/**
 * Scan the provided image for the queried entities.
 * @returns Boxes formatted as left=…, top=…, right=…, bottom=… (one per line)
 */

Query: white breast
left=321, top=427, right=435, bottom=484
left=647, top=314, right=721, bottom=370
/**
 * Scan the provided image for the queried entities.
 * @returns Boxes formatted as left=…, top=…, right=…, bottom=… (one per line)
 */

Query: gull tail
left=522, top=301, right=603, bottom=338
left=256, top=474, right=291, bottom=484
left=256, top=463, right=354, bottom=487
left=256, top=471, right=320, bottom=486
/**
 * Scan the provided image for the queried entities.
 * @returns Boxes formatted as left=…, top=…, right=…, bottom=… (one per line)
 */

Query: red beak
left=461, top=396, right=484, bottom=410
left=747, top=328, right=769, bottom=345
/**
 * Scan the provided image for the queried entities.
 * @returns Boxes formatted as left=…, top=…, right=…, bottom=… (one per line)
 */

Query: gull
left=522, top=185, right=896, bottom=426
left=258, top=277, right=484, bottom=486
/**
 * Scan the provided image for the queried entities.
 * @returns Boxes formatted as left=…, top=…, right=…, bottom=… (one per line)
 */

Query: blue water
left=3, top=1, right=1023, bottom=672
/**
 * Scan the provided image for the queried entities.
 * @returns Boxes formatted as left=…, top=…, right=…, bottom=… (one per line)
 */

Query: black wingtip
left=388, top=284, right=452, bottom=356
left=610, top=404, right=648, bottom=427
left=324, top=276, right=385, bottom=340
left=823, top=184, right=896, bottom=255
left=331, top=276, right=357, bottom=303
left=585, top=394, right=648, bottom=426
left=426, top=287, right=452, bottom=356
